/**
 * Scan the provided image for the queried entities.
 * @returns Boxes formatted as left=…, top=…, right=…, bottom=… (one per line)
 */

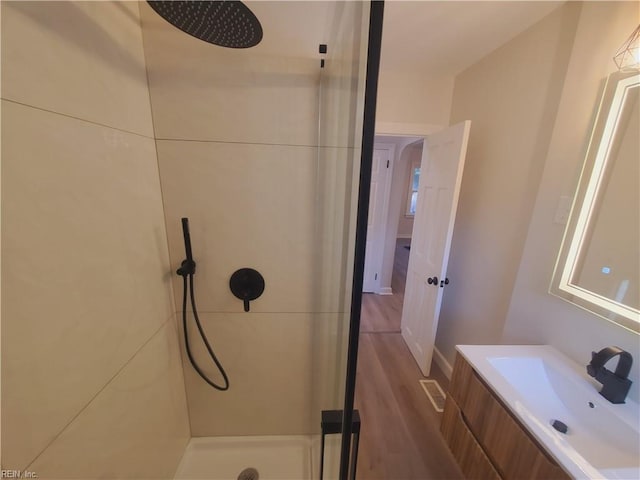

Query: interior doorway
left=362, top=135, right=423, bottom=297
left=355, top=134, right=463, bottom=478
left=362, top=123, right=470, bottom=377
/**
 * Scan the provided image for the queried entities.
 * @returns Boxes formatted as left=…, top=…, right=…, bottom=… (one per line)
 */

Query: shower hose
left=181, top=272, right=229, bottom=391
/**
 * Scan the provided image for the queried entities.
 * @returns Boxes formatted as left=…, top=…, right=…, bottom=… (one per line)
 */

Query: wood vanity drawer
left=441, top=395, right=502, bottom=480
left=446, top=355, right=570, bottom=480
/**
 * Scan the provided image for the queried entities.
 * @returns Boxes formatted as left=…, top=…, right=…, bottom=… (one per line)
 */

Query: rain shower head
left=147, top=1, right=263, bottom=48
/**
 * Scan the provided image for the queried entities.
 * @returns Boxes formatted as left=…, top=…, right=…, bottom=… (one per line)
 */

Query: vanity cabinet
left=441, top=354, right=570, bottom=480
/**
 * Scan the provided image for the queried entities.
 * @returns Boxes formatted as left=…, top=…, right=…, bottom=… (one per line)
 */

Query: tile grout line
left=1, top=97, right=356, bottom=151
left=0, top=97, right=154, bottom=140
left=154, top=137, right=357, bottom=149
left=23, top=316, right=173, bottom=473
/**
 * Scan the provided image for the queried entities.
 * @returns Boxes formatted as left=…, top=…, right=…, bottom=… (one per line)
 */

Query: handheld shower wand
left=177, top=218, right=229, bottom=391
left=176, top=218, right=196, bottom=276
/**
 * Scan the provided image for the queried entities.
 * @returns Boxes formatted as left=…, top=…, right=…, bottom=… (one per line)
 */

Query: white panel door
left=401, top=121, right=471, bottom=376
left=363, top=143, right=393, bottom=293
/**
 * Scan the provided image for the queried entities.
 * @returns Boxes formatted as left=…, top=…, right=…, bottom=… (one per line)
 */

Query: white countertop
left=455, top=344, right=640, bottom=480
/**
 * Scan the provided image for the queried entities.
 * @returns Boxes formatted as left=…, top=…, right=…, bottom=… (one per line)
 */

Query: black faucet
left=586, top=346, right=633, bottom=404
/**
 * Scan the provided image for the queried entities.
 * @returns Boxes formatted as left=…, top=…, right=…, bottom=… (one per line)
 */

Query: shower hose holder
left=176, top=259, right=196, bottom=277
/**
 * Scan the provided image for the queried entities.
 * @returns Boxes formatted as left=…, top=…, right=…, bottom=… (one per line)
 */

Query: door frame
left=373, top=123, right=442, bottom=292
left=363, top=141, right=396, bottom=293
left=374, top=122, right=455, bottom=378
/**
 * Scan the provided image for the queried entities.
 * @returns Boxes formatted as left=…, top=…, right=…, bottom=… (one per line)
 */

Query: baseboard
left=378, top=287, right=393, bottom=295
left=433, top=347, right=453, bottom=379
left=397, top=234, right=412, bottom=239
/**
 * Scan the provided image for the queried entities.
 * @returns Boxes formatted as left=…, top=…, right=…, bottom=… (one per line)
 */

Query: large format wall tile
left=177, top=311, right=348, bottom=437
left=1, top=1, right=154, bottom=137
left=157, top=140, right=355, bottom=314
left=179, top=312, right=346, bottom=436
left=29, top=321, right=190, bottom=479
left=139, top=0, right=368, bottom=438
left=1, top=100, right=174, bottom=468
left=139, top=2, right=318, bottom=145
left=318, top=0, right=368, bottom=149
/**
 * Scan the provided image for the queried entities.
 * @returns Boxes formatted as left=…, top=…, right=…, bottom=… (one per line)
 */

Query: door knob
left=427, top=276, right=438, bottom=285
left=440, top=278, right=450, bottom=287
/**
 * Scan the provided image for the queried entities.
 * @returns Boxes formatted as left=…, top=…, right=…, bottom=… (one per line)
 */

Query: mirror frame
left=551, top=70, right=640, bottom=333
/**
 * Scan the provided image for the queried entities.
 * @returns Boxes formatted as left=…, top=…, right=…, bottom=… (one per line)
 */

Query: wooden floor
left=360, top=238, right=409, bottom=333
left=355, top=239, right=463, bottom=480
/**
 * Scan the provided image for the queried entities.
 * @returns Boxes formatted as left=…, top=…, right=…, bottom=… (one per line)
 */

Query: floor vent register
left=419, top=379, right=446, bottom=412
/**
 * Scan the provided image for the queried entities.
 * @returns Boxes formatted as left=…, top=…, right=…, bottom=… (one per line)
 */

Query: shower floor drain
left=238, top=467, right=259, bottom=480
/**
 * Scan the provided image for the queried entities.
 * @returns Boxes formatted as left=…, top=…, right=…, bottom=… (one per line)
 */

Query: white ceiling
left=148, top=1, right=565, bottom=77
left=381, top=0, right=565, bottom=75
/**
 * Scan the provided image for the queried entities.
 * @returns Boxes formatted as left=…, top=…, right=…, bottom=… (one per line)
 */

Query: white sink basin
left=456, top=345, right=640, bottom=479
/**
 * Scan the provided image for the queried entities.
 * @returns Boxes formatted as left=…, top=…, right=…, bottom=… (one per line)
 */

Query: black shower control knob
left=229, top=268, right=265, bottom=312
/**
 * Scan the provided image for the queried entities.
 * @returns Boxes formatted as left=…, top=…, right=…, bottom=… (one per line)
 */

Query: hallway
left=355, top=239, right=463, bottom=479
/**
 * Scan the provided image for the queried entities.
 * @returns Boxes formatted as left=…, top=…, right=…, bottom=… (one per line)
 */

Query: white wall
left=436, top=2, right=581, bottom=365
left=434, top=0, right=640, bottom=403
left=502, top=1, right=640, bottom=402
left=1, top=2, right=190, bottom=477
left=376, top=70, right=454, bottom=127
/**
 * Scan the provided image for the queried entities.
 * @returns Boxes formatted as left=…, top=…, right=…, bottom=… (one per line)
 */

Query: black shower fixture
left=177, top=218, right=229, bottom=391
left=147, top=1, right=263, bottom=48
left=230, top=268, right=265, bottom=312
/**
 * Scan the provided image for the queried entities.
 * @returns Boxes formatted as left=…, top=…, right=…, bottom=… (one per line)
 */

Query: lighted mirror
left=551, top=71, right=639, bottom=333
